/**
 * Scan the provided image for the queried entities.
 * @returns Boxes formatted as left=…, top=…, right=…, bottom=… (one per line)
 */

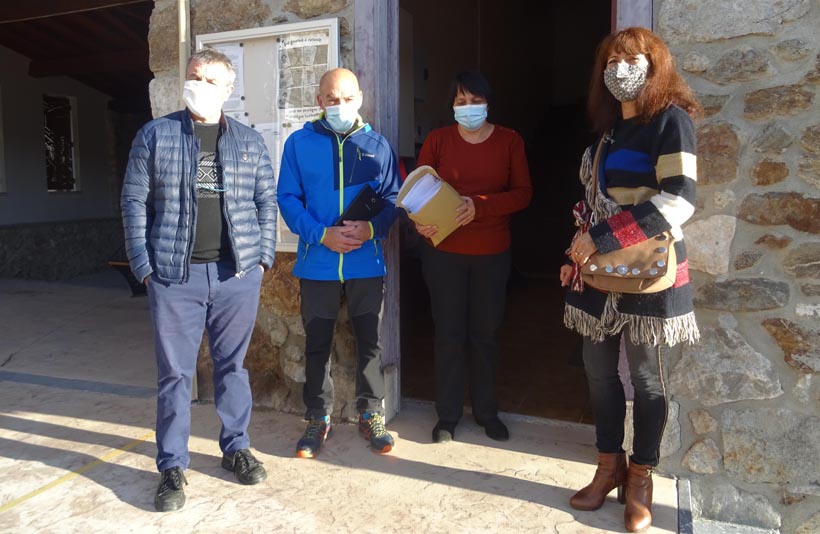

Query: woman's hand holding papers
left=414, top=221, right=438, bottom=238
left=454, top=196, right=476, bottom=226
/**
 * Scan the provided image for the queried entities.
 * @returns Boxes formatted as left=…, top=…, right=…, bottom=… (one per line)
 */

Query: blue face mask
left=324, top=105, right=359, bottom=133
left=453, top=104, right=487, bottom=131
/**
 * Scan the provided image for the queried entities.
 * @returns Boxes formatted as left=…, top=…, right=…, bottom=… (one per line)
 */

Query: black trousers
left=300, top=277, right=385, bottom=419
left=421, top=245, right=511, bottom=423
left=582, top=334, right=670, bottom=467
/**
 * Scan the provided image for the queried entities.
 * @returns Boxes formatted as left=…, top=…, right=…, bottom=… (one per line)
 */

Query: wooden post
left=354, top=0, right=401, bottom=420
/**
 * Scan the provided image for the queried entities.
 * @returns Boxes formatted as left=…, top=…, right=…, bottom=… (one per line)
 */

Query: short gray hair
left=189, top=48, right=237, bottom=84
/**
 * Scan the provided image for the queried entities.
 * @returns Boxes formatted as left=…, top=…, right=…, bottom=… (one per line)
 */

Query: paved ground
left=0, top=272, right=681, bottom=533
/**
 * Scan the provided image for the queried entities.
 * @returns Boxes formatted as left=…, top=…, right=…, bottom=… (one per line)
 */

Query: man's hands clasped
left=323, top=220, right=371, bottom=253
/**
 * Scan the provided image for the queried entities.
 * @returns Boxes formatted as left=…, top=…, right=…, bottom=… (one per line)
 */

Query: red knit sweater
left=416, top=124, right=532, bottom=255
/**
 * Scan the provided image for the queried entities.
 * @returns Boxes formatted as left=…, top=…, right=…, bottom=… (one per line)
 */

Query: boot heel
left=617, top=484, right=626, bottom=504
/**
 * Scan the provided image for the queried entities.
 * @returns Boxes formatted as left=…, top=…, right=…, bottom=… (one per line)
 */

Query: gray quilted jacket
left=121, top=110, right=277, bottom=284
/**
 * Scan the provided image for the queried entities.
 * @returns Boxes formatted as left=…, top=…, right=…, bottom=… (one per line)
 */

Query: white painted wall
left=0, top=45, right=116, bottom=225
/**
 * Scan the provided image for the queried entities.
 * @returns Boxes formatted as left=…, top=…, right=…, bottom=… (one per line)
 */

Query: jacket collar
left=179, top=108, right=230, bottom=135
left=312, top=113, right=369, bottom=138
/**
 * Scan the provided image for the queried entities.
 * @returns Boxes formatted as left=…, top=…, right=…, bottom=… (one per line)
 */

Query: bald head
left=317, top=68, right=363, bottom=112
left=319, top=68, right=360, bottom=94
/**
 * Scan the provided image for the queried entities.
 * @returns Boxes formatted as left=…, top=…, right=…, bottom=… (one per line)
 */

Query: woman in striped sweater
left=559, top=27, right=702, bottom=533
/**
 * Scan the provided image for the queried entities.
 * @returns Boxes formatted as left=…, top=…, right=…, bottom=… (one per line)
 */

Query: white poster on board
left=211, top=43, right=245, bottom=111
left=276, top=31, right=328, bottom=125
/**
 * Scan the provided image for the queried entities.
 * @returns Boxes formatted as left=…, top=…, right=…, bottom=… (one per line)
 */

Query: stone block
left=682, top=438, right=722, bottom=474
left=689, top=409, right=718, bottom=435
left=745, top=84, right=815, bottom=120
left=658, top=0, right=809, bottom=43
left=734, top=251, right=762, bottom=271
left=750, top=159, right=788, bottom=185
left=684, top=215, right=736, bottom=275
left=670, top=325, right=782, bottom=405
left=738, top=192, right=820, bottom=234
left=761, top=318, right=820, bottom=373
left=284, top=0, right=347, bottom=19
left=752, top=122, right=793, bottom=154
left=783, top=242, right=820, bottom=278
left=695, top=278, right=790, bottom=311
left=755, top=233, right=792, bottom=249
left=706, top=48, right=772, bottom=85
left=772, top=39, right=810, bottom=61
left=695, top=482, right=781, bottom=530
left=722, top=408, right=820, bottom=485
left=696, top=123, right=739, bottom=185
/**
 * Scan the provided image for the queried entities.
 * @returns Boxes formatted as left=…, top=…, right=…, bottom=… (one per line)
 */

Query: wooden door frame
left=612, top=0, right=653, bottom=30
left=354, top=0, right=401, bottom=420
left=354, top=0, right=654, bottom=419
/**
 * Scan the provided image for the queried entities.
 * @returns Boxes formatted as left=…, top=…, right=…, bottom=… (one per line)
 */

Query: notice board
left=196, top=19, right=340, bottom=252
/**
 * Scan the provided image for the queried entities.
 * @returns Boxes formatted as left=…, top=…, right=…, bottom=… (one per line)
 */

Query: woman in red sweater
left=415, top=71, right=532, bottom=443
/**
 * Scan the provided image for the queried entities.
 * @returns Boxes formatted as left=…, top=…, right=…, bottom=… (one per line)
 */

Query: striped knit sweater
left=564, top=104, right=700, bottom=346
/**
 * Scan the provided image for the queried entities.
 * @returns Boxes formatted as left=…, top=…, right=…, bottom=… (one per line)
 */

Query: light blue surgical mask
left=453, top=103, right=487, bottom=131
left=324, top=105, right=359, bottom=133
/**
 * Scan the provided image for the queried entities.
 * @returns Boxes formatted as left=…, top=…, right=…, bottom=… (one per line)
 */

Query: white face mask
left=183, top=80, right=225, bottom=121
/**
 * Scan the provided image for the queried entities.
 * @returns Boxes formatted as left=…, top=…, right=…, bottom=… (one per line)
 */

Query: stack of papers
left=400, top=172, right=441, bottom=214
left=397, top=165, right=465, bottom=246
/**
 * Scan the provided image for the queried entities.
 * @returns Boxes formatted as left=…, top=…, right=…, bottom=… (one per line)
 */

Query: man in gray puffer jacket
left=121, top=48, right=276, bottom=512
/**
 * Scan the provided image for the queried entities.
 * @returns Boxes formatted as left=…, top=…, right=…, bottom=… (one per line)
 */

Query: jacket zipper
left=184, top=134, right=201, bottom=283
left=220, top=126, right=242, bottom=277
left=333, top=123, right=366, bottom=283
left=337, top=134, right=345, bottom=283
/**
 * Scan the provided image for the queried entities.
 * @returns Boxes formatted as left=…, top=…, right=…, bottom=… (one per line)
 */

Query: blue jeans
left=147, top=261, right=262, bottom=471
left=582, top=335, right=669, bottom=467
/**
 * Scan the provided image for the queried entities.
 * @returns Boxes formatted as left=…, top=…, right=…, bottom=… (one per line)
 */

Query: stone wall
left=0, top=218, right=123, bottom=280
left=656, top=1, right=820, bottom=531
left=146, top=0, right=368, bottom=421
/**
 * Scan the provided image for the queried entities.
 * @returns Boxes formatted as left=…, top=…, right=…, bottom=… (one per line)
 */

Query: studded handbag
left=580, top=232, right=677, bottom=293
left=574, top=134, right=678, bottom=294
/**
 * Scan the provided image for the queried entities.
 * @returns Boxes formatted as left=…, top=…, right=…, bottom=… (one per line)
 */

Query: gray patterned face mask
left=604, top=62, right=648, bottom=102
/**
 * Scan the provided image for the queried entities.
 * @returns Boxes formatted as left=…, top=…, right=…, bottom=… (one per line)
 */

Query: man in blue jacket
left=277, top=68, right=400, bottom=458
left=121, top=48, right=276, bottom=512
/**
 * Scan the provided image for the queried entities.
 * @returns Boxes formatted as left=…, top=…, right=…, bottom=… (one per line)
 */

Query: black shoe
left=221, top=449, right=267, bottom=485
left=358, top=412, right=395, bottom=453
left=432, top=420, right=457, bottom=443
left=477, top=416, right=510, bottom=441
left=296, top=416, right=332, bottom=458
left=154, top=467, right=187, bottom=512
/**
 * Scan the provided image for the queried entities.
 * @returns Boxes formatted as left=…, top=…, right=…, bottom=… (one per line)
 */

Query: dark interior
left=398, top=0, right=612, bottom=423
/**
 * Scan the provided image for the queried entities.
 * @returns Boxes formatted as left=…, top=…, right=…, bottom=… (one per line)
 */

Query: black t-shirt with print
left=191, top=122, right=232, bottom=264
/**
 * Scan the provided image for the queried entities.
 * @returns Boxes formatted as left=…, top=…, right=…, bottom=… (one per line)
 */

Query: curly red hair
left=587, top=27, right=702, bottom=134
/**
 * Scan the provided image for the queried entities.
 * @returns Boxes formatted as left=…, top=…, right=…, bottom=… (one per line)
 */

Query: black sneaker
left=221, top=449, right=267, bottom=485
left=476, top=416, right=510, bottom=441
left=296, top=416, right=331, bottom=459
left=154, top=467, right=187, bottom=512
left=432, top=420, right=457, bottom=443
left=358, top=412, right=394, bottom=453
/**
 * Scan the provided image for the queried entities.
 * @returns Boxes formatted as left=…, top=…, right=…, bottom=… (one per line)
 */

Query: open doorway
left=398, top=0, right=611, bottom=423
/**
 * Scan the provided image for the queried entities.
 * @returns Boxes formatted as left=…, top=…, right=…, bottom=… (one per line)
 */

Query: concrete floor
left=0, top=271, right=680, bottom=533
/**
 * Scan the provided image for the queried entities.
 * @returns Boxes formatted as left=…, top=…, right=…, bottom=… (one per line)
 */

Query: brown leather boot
left=624, top=462, right=654, bottom=532
left=569, top=452, right=627, bottom=511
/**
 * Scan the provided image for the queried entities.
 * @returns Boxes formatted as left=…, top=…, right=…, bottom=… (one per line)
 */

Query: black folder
left=334, top=184, right=384, bottom=225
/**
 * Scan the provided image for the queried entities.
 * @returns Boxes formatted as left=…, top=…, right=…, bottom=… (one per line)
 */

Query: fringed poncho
left=564, top=105, right=700, bottom=347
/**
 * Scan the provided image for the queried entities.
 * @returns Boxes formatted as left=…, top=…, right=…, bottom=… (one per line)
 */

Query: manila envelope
left=398, top=165, right=464, bottom=246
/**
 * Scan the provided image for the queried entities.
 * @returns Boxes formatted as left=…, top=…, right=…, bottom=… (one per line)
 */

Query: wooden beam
left=0, top=0, right=147, bottom=24
left=29, top=48, right=148, bottom=77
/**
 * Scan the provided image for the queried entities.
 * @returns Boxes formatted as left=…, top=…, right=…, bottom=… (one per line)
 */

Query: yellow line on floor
left=0, top=430, right=155, bottom=514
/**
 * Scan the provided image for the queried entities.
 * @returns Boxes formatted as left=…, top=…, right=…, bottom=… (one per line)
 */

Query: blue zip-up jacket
left=121, top=110, right=277, bottom=284
left=277, top=118, right=400, bottom=281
